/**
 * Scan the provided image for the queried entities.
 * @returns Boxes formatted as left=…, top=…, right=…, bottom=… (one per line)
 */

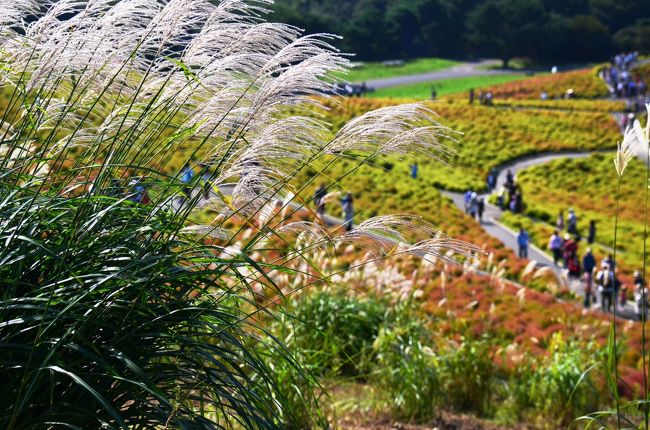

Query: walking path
left=441, top=151, right=637, bottom=319
left=360, top=60, right=525, bottom=90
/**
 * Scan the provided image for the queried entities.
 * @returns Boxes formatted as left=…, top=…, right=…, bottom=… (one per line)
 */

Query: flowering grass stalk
left=0, top=1, right=474, bottom=428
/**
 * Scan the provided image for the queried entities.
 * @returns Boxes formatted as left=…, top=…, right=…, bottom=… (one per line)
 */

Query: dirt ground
left=339, top=412, right=525, bottom=430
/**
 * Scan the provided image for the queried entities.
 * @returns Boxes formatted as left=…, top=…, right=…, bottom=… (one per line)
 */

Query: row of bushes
left=269, top=290, right=606, bottom=429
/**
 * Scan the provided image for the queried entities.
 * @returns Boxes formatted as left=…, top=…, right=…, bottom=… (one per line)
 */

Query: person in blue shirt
left=180, top=163, right=195, bottom=201
left=516, top=227, right=529, bottom=259
left=410, top=162, right=418, bottom=179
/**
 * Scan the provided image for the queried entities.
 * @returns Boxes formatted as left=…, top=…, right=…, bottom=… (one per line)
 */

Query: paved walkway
left=360, top=60, right=526, bottom=89
left=442, top=151, right=637, bottom=319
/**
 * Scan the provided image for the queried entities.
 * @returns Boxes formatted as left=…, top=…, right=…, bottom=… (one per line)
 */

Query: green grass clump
left=332, top=57, right=458, bottom=83
left=276, top=291, right=387, bottom=377
left=369, top=74, right=534, bottom=99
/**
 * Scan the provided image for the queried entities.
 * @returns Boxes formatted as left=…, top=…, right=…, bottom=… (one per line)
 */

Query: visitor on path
left=548, top=231, right=563, bottom=265
left=469, top=192, right=479, bottom=219
left=486, top=172, right=495, bottom=192
left=485, top=91, right=494, bottom=106
left=587, top=220, right=596, bottom=244
left=506, top=169, right=514, bottom=187
left=410, top=162, right=418, bottom=179
left=567, top=208, right=578, bottom=235
left=602, top=253, right=615, bottom=271
left=556, top=211, right=564, bottom=231
left=464, top=190, right=473, bottom=214
left=313, top=184, right=326, bottom=215
left=180, top=163, right=195, bottom=202
left=469, top=88, right=475, bottom=104
left=516, top=227, right=530, bottom=259
left=567, top=253, right=581, bottom=279
left=634, top=270, right=648, bottom=321
left=561, top=233, right=578, bottom=267
left=596, top=264, right=616, bottom=313
left=199, top=163, right=214, bottom=199
left=583, top=248, right=596, bottom=308
left=341, top=192, right=354, bottom=232
left=128, top=177, right=150, bottom=205
left=477, top=198, right=485, bottom=223
left=496, top=186, right=506, bottom=210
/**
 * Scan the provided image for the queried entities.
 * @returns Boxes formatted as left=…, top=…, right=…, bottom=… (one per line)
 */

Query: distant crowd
left=601, top=51, right=649, bottom=113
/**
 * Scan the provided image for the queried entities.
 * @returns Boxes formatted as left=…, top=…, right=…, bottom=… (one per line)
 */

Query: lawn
left=332, top=57, right=458, bottom=82
left=367, top=74, right=532, bottom=99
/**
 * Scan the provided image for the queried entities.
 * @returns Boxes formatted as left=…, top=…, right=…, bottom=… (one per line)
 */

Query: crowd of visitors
left=468, top=88, right=494, bottom=106
left=494, top=169, right=524, bottom=213
left=334, top=82, right=372, bottom=97
left=602, top=52, right=645, bottom=98
left=463, top=189, right=485, bottom=222
left=545, top=209, right=648, bottom=320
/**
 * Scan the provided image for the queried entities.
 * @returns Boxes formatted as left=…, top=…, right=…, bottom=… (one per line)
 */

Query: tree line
left=271, top=0, right=650, bottom=67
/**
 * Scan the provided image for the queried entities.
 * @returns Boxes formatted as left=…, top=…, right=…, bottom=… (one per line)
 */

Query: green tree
left=466, top=0, right=547, bottom=68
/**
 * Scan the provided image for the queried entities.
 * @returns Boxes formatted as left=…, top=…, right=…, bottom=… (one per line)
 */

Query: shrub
left=276, top=291, right=387, bottom=378
left=371, top=301, right=440, bottom=423
left=438, top=336, right=497, bottom=416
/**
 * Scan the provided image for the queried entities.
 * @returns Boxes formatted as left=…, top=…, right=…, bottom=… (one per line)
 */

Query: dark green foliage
left=0, top=187, right=314, bottom=429
left=271, top=0, right=650, bottom=63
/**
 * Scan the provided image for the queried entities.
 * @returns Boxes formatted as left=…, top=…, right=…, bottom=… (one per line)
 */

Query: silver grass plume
left=0, top=0, right=473, bottom=272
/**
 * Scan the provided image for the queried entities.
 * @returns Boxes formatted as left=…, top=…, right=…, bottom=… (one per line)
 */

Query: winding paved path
left=359, top=60, right=526, bottom=89
left=442, top=150, right=638, bottom=319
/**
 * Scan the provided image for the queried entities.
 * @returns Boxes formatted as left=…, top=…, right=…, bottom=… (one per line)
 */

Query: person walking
left=548, top=231, right=563, bottom=265
left=567, top=208, right=578, bottom=235
left=516, top=227, right=530, bottom=259
left=180, top=163, right=195, bottom=202
left=596, top=264, right=615, bottom=313
left=469, top=88, right=475, bottom=104
left=477, top=197, right=485, bottom=223
left=410, top=162, right=418, bottom=179
left=341, top=192, right=354, bottom=232
left=582, top=248, right=596, bottom=308
left=556, top=211, right=564, bottom=231
left=313, top=184, right=327, bottom=215
left=562, top=234, right=577, bottom=267
left=587, top=220, right=596, bottom=244
left=634, top=270, right=648, bottom=321
left=464, top=190, right=473, bottom=214
left=469, top=192, right=479, bottom=219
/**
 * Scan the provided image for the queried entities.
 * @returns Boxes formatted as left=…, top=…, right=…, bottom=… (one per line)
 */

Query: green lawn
left=367, top=74, right=536, bottom=99
left=332, top=57, right=458, bottom=83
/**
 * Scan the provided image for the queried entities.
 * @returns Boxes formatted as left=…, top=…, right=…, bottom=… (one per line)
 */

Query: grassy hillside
left=479, top=67, right=609, bottom=99
left=319, top=98, right=621, bottom=191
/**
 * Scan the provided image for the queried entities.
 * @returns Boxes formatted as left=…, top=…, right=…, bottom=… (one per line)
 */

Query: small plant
left=275, top=291, right=387, bottom=378
left=371, top=300, right=440, bottom=423
left=439, top=335, right=497, bottom=416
